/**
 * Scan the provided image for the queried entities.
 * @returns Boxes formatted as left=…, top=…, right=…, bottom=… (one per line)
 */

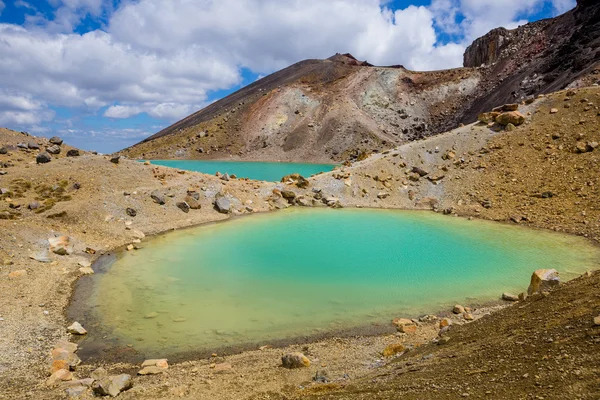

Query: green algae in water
left=148, top=160, right=335, bottom=181
left=86, top=209, right=600, bottom=355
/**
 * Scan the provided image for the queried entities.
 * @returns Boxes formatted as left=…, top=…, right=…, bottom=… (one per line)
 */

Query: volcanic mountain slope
left=120, top=0, right=599, bottom=164
left=120, top=54, right=479, bottom=163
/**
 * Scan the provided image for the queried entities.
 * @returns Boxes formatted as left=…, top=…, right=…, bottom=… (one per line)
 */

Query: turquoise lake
left=84, top=208, right=600, bottom=355
left=148, top=160, right=335, bottom=181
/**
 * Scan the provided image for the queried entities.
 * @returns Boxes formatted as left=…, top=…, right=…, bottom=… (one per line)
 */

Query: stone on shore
left=67, top=321, right=87, bottom=335
left=176, top=201, right=190, bottom=213
left=49, top=236, right=73, bottom=255
left=141, top=359, right=168, bottom=369
left=92, top=374, right=132, bottom=397
left=382, top=343, right=406, bottom=357
left=527, top=269, right=560, bottom=295
left=79, top=267, right=94, bottom=275
left=46, top=369, right=73, bottom=386
left=138, top=366, right=166, bottom=375
left=502, top=293, right=519, bottom=302
left=185, top=195, right=201, bottom=209
left=453, top=305, right=465, bottom=314
left=214, top=196, right=231, bottom=214
left=439, top=318, right=452, bottom=328
left=392, top=318, right=417, bottom=333
left=282, top=352, right=311, bottom=369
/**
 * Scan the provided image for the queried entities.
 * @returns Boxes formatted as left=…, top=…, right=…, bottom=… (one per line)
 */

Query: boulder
left=185, top=195, right=201, bottom=209
left=281, top=352, right=310, bottom=369
left=214, top=196, right=231, bottom=214
left=439, top=318, right=452, bottom=328
left=502, top=292, right=519, bottom=302
left=492, top=103, right=519, bottom=112
left=478, top=112, right=500, bottom=124
left=281, top=173, right=310, bottom=188
left=92, top=374, right=132, bottom=397
left=452, top=305, right=465, bottom=314
left=281, top=190, right=296, bottom=200
left=46, top=145, right=61, bottom=155
left=49, top=136, right=63, bottom=145
left=28, top=141, right=40, bottom=150
left=150, top=191, right=165, bottom=205
left=0, top=147, right=7, bottom=154
left=527, top=269, right=560, bottom=295
left=138, top=366, right=166, bottom=375
left=46, top=369, right=73, bottom=386
left=66, top=149, right=80, bottom=157
left=176, top=201, right=190, bottom=213
left=141, top=359, right=168, bottom=369
left=49, top=236, right=73, bottom=255
left=392, top=318, right=417, bottom=334
left=67, top=321, right=87, bottom=335
left=382, top=343, right=406, bottom=357
left=495, top=111, right=525, bottom=126
left=36, top=152, right=52, bottom=164
left=411, top=166, right=429, bottom=177
left=110, top=156, right=120, bottom=164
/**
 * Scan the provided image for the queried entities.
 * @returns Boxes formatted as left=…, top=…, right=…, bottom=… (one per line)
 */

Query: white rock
left=67, top=322, right=87, bottom=335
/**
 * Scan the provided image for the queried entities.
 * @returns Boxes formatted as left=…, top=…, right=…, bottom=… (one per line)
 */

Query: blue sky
left=0, top=0, right=576, bottom=153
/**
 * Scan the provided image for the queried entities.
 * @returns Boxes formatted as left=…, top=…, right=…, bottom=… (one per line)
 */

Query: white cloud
left=551, top=0, right=576, bottom=14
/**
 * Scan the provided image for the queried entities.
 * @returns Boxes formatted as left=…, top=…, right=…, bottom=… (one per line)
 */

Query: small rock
left=313, top=370, right=329, bottom=383
left=527, top=269, right=560, bottom=295
left=502, top=293, right=519, bottom=302
left=176, top=201, right=190, bottom=213
left=0, top=147, right=7, bottom=154
left=185, top=195, right=201, bottom=209
left=46, top=369, right=73, bottom=386
left=281, top=190, right=296, bottom=200
left=382, top=343, right=406, bottom=357
left=126, top=208, right=136, bottom=217
left=594, top=316, right=600, bottom=326
left=49, top=236, right=72, bottom=255
left=90, top=367, right=108, bottom=381
left=92, top=374, right=132, bottom=397
left=66, top=149, right=80, bottom=157
left=28, top=201, right=40, bottom=210
left=141, top=359, right=168, bottom=369
left=453, top=305, right=465, bottom=314
left=504, top=123, right=516, bottom=131
left=439, top=318, right=452, bottom=328
left=46, top=145, right=61, bottom=155
left=65, top=386, right=87, bottom=398
left=377, top=192, right=389, bottom=199
left=138, top=366, right=166, bottom=375
left=8, top=270, right=27, bottom=279
left=550, top=108, right=559, bottom=114
left=463, top=313, right=474, bottom=321
left=392, top=318, right=417, bottom=333
left=518, top=292, right=528, bottom=301
left=213, top=363, right=233, bottom=373
left=67, top=322, right=87, bottom=335
left=151, top=191, right=166, bottom=205
left=36, top=152, right=52, bottom=164
left=110, top=156, right=120, bottom=164
left=28, top=141, right=40, bottom=149
left=282, top=352, right=310, bottom=369
left=79, top=267, right=94, bottom=275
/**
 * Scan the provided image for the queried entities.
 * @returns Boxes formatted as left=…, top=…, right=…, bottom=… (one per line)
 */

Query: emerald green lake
left=77, top=209, right=600, bottom=356
left=148, top=160, right=335, bottom=181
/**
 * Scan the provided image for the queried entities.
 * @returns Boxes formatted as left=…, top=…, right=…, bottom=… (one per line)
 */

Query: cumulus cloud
left=0, top=0, right=579, bottom=151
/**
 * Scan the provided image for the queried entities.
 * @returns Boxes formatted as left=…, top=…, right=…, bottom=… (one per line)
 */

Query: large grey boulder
left=36, top=152, right=52, bottom=164
left=49, top=136, right=63, bottom=145
left=214, top=196, right=231, bottom=214
left=46, top=145, right=61, bottom=155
